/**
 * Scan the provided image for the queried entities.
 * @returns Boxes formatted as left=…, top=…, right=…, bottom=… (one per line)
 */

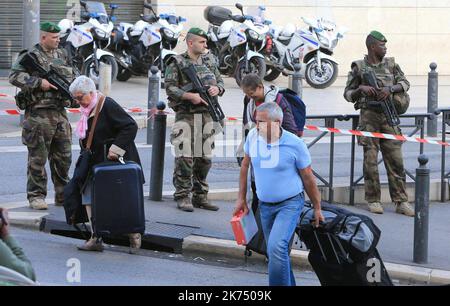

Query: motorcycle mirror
left=110, top=4, right=119, bottom=10
left=235, top=3, right=244, bottom=15
left=178, top=17, right=187, bottom=23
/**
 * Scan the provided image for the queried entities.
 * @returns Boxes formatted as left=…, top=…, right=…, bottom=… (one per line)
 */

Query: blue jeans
left=260, top=193, right=304, bottom=286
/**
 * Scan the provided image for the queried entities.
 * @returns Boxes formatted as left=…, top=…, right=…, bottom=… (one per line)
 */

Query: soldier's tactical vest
left=168, top=53, right=218, bottom=113
left=26, top=44, right=74, bottom=110
left=352, top=57, right=410, bottom=114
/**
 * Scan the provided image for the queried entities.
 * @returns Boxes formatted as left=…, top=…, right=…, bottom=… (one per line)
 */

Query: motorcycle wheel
left=116, top=66, right=132, bottom=82
left=81, top=55, right=118, bottom=84
left=263, top=65, right=282, bottom=82
left=305, top=58, right=338, bottom=89
left=234, top=57, right=266, bottom=87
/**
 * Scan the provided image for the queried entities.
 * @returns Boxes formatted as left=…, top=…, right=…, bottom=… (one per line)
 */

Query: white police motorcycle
left=110, top=3, right=185, bottom=81
left=265, top=17, right=346, bottom=88
left=58, top=1, right=118, bottom=83
left=210, top=3, right=270, bottom=86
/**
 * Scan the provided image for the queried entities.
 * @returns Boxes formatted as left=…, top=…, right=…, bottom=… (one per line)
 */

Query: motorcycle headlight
left=248, top=30, right=259, bottom=40
left=94, top=28, right=107, bottom=39
left=163, top=28, right=175, bottom=39
left=248, top=29, right=264, bottom=42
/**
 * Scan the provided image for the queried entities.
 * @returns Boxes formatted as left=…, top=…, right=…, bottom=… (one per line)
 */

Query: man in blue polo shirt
left=234, top=102, right=324, bottom=286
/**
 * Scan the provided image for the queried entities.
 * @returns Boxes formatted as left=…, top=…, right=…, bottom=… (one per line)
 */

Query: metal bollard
left=427, top=63, right=438, bottom=137
left=413, top=154, right=430, bottom=264
left=149, top=101, right=167, bottom=201
left=289, top=63, right=303, bottom=98
left=21, top=0, right=40, bottom=126
left=147, top=66, right=160, bottom=145
left=98, top=62, right=112, bottom=96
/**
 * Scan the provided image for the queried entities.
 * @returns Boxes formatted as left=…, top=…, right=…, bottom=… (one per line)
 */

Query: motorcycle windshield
left=246, top=5, right=268, bottom=25
left=85, top=1, right=107, bottom=15
left=85, top=1, right=109, bottom=23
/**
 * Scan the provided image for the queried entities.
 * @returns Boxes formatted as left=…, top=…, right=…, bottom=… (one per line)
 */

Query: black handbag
left=63, top=96, right=105, bottom=225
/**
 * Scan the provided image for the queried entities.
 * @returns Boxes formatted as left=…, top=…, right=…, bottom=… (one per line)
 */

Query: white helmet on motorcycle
left=57, top=19, right=74, bottom=36
left=280, top=23, right=296, bottom=38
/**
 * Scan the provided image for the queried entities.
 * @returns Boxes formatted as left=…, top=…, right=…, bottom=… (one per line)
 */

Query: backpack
left=276, top=88, right=306, bottom=135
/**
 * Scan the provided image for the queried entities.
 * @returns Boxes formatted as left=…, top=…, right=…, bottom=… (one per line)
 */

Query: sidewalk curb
left=8, top=211, right=48, bottom=230
left=182, top=235, right=450, bottom=285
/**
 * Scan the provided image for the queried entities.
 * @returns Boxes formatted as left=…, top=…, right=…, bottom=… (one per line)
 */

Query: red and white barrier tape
left=1, top=108, right=448, bottom=146
left=305, top=125, right=450, bottom=147
left=0, top=107, right=148, bottom=116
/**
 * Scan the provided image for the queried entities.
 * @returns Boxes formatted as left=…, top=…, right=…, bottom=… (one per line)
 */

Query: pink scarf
left=76, top=91, right=98, bottom=140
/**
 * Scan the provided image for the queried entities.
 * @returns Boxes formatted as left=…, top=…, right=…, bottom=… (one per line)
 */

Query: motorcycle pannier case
left=204, top=6, right=232, bottom=26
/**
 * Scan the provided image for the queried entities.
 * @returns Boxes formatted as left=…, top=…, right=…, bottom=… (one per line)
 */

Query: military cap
left=40, top=22, right=61, bottom=33
left=187, top=27, right=208, bottom=39
left=369, top=30, right=387, bottom=42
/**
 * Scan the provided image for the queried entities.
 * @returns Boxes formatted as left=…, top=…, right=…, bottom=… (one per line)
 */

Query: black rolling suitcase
left=297, top=202, right=393, bottom=286
left=91, top=160, right=145, bottom=236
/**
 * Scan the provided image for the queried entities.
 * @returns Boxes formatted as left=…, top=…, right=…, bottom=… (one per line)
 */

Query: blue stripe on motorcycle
left=301, top=35, right=319, bottom=46
left=151, top=32, right=161, bottom=39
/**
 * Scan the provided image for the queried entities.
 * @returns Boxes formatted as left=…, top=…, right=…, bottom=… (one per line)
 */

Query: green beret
left=40, top=22, right=61, bottom=33
left=187, top=27, right=208, bottom=39
left=369, top=30, right=387, bottom=43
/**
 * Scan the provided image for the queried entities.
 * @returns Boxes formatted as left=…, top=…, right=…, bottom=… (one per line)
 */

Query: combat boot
left=176, top=197, right=194, bottom=212
left=29, top=198, right=48, bottom=210
left=367, top=202, right=384, bottom=214
left=395, top=202, right=414, bottom=217
left=192, top=195, right=219, bottom=211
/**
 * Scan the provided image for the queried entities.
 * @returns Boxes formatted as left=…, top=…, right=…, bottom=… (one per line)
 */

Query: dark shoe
left=128, top=233, right=142, bottom=254
left=192, top=196, right=219, bottom=211
left=176, top=197, right=194, bottom=212
left=77, top=238, right=104, bottom=252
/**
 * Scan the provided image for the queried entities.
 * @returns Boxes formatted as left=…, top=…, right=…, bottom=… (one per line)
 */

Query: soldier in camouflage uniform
left=9, top=22, right=78, bottom=210
left=165, top=27, right=225, bottom=212
left=343, top=31, right=414, bottom=217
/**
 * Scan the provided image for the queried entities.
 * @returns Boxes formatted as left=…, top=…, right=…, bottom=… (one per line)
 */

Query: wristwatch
left=389, top=86, right=395, bottom=94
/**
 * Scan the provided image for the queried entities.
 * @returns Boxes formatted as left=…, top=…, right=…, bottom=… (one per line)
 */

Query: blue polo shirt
left=244, top=128, right=311, bottom=203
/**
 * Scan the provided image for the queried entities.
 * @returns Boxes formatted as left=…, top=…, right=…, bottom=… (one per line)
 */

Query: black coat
left=80, top=97, right=142, bottom=168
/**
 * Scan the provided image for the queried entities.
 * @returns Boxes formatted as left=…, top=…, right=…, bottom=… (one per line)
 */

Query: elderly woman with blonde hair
left=69, top=75, right=143, bottom=252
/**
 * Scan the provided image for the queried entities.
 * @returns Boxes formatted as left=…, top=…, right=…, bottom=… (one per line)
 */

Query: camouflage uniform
left=9, top=43, right=77, bottom=205
left=343, top=56, right=410, bottom=204
left=165, top=51, right=225, bottom=201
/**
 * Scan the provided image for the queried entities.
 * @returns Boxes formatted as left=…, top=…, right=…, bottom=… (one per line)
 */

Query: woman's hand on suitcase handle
left=107, top=150, right=120, bottom=161
left=233, top=198, right=249, bottom=217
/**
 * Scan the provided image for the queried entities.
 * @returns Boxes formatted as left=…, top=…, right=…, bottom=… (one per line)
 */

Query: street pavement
left=1, top=75, right=449, bottom=286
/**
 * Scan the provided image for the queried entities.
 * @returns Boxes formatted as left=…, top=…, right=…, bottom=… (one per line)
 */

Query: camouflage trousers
left=22, top=109, right=72, bottom=203
left=358, top=108, right=408, bottom=203
left=170, top=111, right=222, bottom=200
